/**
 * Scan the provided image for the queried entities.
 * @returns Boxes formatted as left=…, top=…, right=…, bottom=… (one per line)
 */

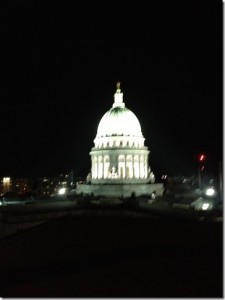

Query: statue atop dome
left=116, top=81, right=121, bottom=93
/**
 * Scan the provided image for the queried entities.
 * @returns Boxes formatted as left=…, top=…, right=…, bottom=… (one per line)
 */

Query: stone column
left=145, top=154, right=148, bottom=178
left=103, top=155, right=105, bottom=178
left=132, top=155, right=135, bottom=179
left=124, top=155, right=127, bottom=178
left=91, top=156, right=94, bottom=179
left=139, top=155, right=141, bottom=179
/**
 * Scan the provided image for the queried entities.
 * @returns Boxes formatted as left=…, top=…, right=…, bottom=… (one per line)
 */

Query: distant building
left=36, top=173, right=73, bottom=197
left=0, top=177, right=32, bottom=195
left=76, top=83, right=164, bottom=197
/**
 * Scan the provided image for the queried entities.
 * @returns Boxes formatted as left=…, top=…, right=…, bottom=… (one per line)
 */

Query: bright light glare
left=205, top=187, right=215, bottom=196
left=58, top=187, right=66, bottom=195
left=3, top=177, right=10, bottom=183
left=202, top=203, right=210, bottom=210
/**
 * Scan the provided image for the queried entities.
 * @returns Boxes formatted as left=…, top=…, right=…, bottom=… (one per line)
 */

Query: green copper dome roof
left=96, top=83, right=143, bottom=138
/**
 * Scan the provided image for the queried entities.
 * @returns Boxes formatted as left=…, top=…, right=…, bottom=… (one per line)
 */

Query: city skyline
left=0, top=1, right=222, bottom=181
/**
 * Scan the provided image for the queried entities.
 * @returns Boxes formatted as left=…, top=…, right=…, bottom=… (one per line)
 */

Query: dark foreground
left=0, top=211, right=223, bottom=298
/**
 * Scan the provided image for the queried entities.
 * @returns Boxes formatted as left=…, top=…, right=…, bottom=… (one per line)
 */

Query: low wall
left=76, top=183, right=164, bottom=197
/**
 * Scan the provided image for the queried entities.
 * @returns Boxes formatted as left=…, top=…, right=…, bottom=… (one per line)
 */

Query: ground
left=0, top=210, right=223, bottom=298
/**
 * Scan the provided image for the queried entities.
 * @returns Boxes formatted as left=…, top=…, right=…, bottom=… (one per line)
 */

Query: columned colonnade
left=90, top=150, right=150, bottom=180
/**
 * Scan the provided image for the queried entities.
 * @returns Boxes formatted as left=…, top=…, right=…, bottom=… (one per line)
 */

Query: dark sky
left=0, top=1, right=223, bottom=181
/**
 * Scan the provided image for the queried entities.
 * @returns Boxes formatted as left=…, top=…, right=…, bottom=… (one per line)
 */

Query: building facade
left=76, top=83, right=163, bottom=197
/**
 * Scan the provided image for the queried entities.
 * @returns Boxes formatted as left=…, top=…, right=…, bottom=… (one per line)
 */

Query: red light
left=199, top=154, right=205, bottom=161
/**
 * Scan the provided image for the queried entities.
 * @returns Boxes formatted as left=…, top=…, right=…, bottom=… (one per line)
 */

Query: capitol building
left=76, top=83, right=164, bottom=198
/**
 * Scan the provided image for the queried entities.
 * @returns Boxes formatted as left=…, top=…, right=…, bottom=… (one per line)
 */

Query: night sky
left=0, top=1, right=223, bottom=181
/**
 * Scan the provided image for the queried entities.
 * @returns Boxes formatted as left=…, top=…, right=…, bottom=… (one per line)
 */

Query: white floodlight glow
left=205, top=187, right=215, bottom=197
left=58, top=187, right=66, bottom=195
left=202, top=203, right=210, bottom=210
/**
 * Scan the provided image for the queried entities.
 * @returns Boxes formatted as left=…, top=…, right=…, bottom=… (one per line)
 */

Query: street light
left=198, top=153, right=206, bottom=189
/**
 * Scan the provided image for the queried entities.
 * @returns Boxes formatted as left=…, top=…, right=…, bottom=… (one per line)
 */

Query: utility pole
left=198, top=154, right=205, bottom=190
left=71, top=170, right=74, bottom=187
left=219, top=161, right=223, bottom=198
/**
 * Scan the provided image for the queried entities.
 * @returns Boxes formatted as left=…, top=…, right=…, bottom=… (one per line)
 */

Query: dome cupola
left=96, top=82, right=143, bottom=138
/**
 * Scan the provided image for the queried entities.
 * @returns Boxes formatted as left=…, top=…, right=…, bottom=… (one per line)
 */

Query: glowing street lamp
left=198, top=153, right=206, bottom=189
left=58, top=187, right=66, bottom=195
left=205, top=187, right=216, bottom=197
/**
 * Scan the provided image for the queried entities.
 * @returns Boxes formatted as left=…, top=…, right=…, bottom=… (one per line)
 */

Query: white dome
left=96, top=83, right=143, bottom=138
left=97, top=106, right=143, bottom=137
